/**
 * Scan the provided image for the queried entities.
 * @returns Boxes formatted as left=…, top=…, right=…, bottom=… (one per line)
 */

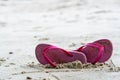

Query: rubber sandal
left=76, top=39, right=113, bottom=64
left=93, top=39, right=113, bottom=62
left=35, top=44, right=87, bottom=67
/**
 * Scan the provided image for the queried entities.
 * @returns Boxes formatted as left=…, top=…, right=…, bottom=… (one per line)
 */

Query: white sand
left=0, top=0, right=120, bottom=80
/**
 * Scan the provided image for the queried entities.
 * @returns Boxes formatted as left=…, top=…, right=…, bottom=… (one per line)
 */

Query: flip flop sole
left=35, top=44, right=52, bottom=65
left=93, top=39, right=113, bottom=62
left=46, top=50, right=87, bottom=64
left=35, top=44, right=87, bottom=66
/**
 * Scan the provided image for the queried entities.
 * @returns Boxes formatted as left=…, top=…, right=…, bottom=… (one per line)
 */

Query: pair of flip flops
left=35, top=39, right=113, bottom=67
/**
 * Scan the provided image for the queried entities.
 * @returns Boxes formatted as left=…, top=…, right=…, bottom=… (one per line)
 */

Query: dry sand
left=0, top=0, right=120, bottom=80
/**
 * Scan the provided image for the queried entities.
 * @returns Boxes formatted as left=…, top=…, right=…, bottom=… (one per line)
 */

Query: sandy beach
left=0, top=0, right=120, bottom=80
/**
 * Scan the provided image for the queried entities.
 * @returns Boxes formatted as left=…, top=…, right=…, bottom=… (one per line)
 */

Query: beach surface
left=0, top=0, right=120, bottom=80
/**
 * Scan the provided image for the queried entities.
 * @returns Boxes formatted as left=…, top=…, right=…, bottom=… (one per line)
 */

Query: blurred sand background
left=0, top=0, right=120, bottom=80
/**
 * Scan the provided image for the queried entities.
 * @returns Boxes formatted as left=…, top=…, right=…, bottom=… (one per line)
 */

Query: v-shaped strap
left=77, top=43, right=104, bottom=64
left=43, top=46, right=73, bottom=67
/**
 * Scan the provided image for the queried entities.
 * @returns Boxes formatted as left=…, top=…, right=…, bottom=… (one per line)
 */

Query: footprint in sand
left=0, top=22, right=6, bottom=27
left=94, top=10, right=112, bottom=14
left=0, top=58, right=6, bottom=66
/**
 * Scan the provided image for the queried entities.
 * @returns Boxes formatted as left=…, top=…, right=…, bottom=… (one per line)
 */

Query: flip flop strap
left=77, top=43, right=104, bottom=64
left=43, top=46, right=73, bottom=67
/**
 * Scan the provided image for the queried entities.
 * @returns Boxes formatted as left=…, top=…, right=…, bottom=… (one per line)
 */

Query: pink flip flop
left=35, top=44, right=87, bottom=67
left=76, top=39, right=113, bottom=64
